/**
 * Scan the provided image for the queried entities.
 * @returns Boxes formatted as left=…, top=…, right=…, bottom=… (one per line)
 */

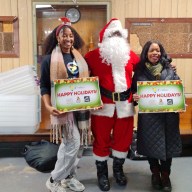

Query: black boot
left=113, top=157, right=127, bottom=186
left=160, top=158, right=172, bottom=192
left=161, top=171, right=172, bottom=192
left=96, top=160, right=110, bottom=191
left=148, top=158, right=162, bottom=190
left=151, top=167, right=162, bottom=190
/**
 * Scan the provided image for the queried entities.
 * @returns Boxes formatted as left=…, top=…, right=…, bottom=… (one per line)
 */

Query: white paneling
left=145, top=0, right=152, bottom=17
left=11, top=0, right=20, bottom=69
left=125, top=0, right=139, bottom=18
left=111, top=0, right=125, bottom=26
left=186, top=0, right=192, bottom=17
left=138, top=0, right=146, bottom=17
left=159, top=0, right=172, bottom=17
left=178, top=0, right=188, bottom=17
left=184, top=59, right=192, bottom=93
left=151, top=0, right=160, bottom=17
left=18, top=0, right=29, bottom=66
left=27, top=0, right=33, bottom=65
left=171, top=0, right=178, bottom=17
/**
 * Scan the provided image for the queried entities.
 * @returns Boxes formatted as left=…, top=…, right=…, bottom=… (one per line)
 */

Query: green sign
left=51, top=77, right=102, bottom=112
left=137, top=80, right=185, bottom=113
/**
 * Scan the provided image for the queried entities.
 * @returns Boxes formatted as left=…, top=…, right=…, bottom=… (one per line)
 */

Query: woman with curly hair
left=40, top=17, right=90, bottom=192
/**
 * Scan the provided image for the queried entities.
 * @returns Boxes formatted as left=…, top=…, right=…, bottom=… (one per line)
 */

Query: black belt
left=100, top=86, right=131, bottom=102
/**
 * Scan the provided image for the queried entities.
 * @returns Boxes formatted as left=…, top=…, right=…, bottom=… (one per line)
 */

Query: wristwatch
left=65, top=8, right=81, bottom=23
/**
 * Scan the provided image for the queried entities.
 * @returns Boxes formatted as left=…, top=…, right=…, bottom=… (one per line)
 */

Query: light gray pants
left=51, top=122, right=80, bottom=181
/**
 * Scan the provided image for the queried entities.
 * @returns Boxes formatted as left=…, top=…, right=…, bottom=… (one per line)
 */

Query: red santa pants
left=91, top=112, right=134, bottom=158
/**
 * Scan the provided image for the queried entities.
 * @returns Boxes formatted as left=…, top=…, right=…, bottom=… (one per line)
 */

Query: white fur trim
left=102, top=18, right=127, bottom=42
left=91, top=102, right=134, bottom=118
left=116, top=102, right=134, bottom=118
left=112, top=149, right=128, bottom=159
left=91, top=104, right=115, bottom=117
left=108, top=19, right=122, bottom=30
left=93, top=153, right=109, bottom=161
left=111, top=64, right=127, bottom=92
left=104, top=28, right=128, bottom=40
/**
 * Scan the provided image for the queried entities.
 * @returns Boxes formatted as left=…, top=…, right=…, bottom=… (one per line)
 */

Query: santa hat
left=99, top=18, right=128, bottom=43
left=56, top=17, right=71, bottom=36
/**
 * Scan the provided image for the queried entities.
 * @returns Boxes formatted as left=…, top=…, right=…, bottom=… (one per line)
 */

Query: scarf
left=145, top=62, right=163, bottom=80
left=50, top=45, right=90, bottom=145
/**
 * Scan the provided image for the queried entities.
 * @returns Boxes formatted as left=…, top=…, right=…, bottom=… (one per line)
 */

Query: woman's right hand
left=42, top=94, right=63, bottom=116
left=46, top=105, right=62, bottom=116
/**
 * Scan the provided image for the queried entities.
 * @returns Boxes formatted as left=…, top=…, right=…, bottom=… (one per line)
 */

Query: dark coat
left=132, top=64, right=182, bottom=161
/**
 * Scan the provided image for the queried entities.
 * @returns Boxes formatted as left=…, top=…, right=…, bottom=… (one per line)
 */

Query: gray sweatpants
left=51, top=122, right=80, bottom=181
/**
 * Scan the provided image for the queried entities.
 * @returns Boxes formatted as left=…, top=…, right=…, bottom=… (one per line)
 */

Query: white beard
left=99, top=37, right=130, bottom=92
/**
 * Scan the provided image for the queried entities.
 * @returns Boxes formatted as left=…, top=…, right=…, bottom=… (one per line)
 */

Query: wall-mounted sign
left=125, top=18, right=192, bottom=58
left=51, top=77, right=102, bottom=112
left=137, top=80, right=185, bottom=113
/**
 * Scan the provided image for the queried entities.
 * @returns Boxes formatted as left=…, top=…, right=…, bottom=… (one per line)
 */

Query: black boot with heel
left=151, top=167, right=162, bottom=190
left=148, top=158, right=162, bottom=190
left=160, top=158, right=172, bottom=192
left=161, top=171, right=172, bottom=192
left=113, top=157, right=127, bottom=186
left=96, top=160, right=110, bottom=191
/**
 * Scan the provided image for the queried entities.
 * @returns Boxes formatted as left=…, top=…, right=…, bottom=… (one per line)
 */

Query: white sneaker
left=61, top=177, right=85, bottom=192
left=46, top=177, right=66, bottom=192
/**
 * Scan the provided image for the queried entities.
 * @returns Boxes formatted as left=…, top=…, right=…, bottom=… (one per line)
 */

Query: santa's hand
left=92, top=105, right=103, bottom=111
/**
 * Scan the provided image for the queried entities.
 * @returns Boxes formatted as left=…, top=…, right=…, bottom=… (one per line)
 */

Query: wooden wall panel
left=152, top=0, right=160, bottom=17
left=0, top=0, right=11, bottom=15
left=180, top=98, right=192, bottom=133
left=18, top=0, right=29, bottom=66
left=184, top=60, right=192, bottom=94
left=125, top=0, right=139, bottom=18
left=159, top=0, right=171, bottom=17
left=111, top=0, right=125, bottom=26
left=145, top=0, right=152, bottom=17
left=187, top=0, right=192, bottom=17
left=171, top=0, right=178, bottom=17
left=178, top=0, right=188, bottom=17
left=27, top=0, right=33, bottom=65
left=11, top=0, right=20, bottom=69
left=138, top=0, right=146, bottom=17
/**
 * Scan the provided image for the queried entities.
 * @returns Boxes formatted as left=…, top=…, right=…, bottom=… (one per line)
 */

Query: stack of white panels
left=0, top=65, right=41, bottom=134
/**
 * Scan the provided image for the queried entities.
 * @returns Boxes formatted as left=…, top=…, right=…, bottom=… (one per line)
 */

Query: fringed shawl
left=50, top=45, right=90, bottom=145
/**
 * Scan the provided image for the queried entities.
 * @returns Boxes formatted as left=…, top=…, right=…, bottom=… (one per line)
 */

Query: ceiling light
left=36, top=5, right=52, bottom=9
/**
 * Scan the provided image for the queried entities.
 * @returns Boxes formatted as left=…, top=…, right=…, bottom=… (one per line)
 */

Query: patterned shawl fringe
left=50, top=122, right=74, bottom=144
left=76, top=110, right=91, bottom=147
left=78, top=119, right=90, bottom=146
left=50, top=114, right=91, bottom=146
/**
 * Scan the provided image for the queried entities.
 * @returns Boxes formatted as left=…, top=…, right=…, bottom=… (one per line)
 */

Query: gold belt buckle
left=112, top=92, right=120, bottom=102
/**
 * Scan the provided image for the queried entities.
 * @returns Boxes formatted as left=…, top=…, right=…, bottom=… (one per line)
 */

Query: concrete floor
left=0, top=156, right=191, bottom=192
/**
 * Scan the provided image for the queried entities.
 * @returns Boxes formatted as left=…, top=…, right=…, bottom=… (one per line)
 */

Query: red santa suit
left=85, top=18, right=140, bottom=161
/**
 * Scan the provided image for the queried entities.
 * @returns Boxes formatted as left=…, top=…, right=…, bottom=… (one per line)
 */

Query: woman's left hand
left=133, top=93, right=140, bottom=102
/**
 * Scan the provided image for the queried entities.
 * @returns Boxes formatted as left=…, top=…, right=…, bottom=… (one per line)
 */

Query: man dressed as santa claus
left=85, top=18, right=140, bottom=191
